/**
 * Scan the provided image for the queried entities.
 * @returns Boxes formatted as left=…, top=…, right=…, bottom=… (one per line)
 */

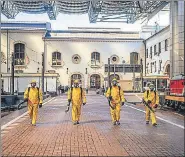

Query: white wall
left=145, top=26, right=170, bottom=76
left=1, top=30, right=59, bottom=93
left=1, top=30, right=45, bottom=73
left=46, top=40, right=144, bottom=87
left=1, top=30, right=144, bottom=89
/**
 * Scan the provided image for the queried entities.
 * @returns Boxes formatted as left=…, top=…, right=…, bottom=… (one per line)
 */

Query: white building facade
left=1, top=22, right=144, bottom=92
left=145, top=26, right=170, bottom=77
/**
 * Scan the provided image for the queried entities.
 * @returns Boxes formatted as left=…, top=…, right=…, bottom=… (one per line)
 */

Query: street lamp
left=140, top=59, right=143, bottom=92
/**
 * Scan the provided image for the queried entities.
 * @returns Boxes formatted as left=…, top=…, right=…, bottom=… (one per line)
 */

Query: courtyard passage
left=1, top=92, right=184, bottom=156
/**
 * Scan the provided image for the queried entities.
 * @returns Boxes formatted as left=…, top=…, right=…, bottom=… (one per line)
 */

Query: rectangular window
left=154, top=45, right=156, bottom=55
left=165, top=39, right=168, bottom=51
left=104, top=64, right=141, bottom=73
left=146, top=49, right=148, bottom=58
left=150, top=47, right=152, bottom=59
left=52, top=52, right=62, bottom=66
left=159, top=60, right=162, bottom=73
left=150, top=63, right=152, bottom=73
left=158, top=42, right=161, bottom=54
left=154, top=61, right=157, bottom=72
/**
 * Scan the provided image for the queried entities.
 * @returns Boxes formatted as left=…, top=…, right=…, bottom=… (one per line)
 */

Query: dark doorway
left=90, top=74, right=101, bottom=89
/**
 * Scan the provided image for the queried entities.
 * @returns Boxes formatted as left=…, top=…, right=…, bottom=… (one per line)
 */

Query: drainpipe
left=7, top=30, right=9, bottom=73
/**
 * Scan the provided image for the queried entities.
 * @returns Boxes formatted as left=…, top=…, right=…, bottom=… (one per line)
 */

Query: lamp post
left=114, top=64, right=116, bottom=78
left=140, top=59, right=143, bottom=92
left=108, top=58, right=111, bottom=87
left=11, top=53, right=15, bottom=95
left=41, top=52, right=45, bottom=95
left=132, top=64, right=136, bottom=92
left=85, top=68, right=88, bottom=89
left=17, top=76, right=19, bottom=95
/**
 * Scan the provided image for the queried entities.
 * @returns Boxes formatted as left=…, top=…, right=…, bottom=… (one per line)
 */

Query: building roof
left=1, top=21, right=51, bottom=31
left=145, top=25, right=170, bottom=41
left=1, top=21, right=143, bottom=41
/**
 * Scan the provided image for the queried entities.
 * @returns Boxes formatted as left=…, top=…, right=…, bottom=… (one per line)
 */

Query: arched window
left=165, top=64, right=170, bottom=76
left=14, top=43, right=25, bottom=65
left=91, top=52, right=100, bottom=65
left=52, top=52, right=61, bottom=65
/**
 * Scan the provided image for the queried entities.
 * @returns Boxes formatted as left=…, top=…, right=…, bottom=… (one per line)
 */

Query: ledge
left=1, top=73, right=60, bottom=77
left=51, top=65, right=64, bottom=68
left=15, top=65, right=27, bottom=69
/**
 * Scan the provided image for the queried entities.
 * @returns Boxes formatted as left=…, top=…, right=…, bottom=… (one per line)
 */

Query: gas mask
left=150, top=87, right=155, bottom=91
left=112, top=81, right=117, bottom=86
left=74, top=83, right=79, bottom=88
left=31, top=83, right=36, bottom=88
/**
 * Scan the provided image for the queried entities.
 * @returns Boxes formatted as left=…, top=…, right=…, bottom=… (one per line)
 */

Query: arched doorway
left=165, top=64, right=170, bottom=76
left=110, top=74, right=120, bottom=82
left=71, top=74, right=82, bottom=86
left=90, top=74, right=101, bottom=89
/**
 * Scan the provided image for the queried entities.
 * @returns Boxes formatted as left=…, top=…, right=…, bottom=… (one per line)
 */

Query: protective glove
left=39, top=103, right=42, bottom=108
left=68, top=99, right=71, bottom=103
left=122, top=102, right=125, bottom=106
left=24, top=98, right=28, bottom=102
left=83, top=103, right=86, bottom=106
left=153, top=104, right=158, bottom=108
left=108, top=96, right=112, bottom=101
left=142, top=98, right=145, bottom=103
left=147, top=100, right=152, bottom=104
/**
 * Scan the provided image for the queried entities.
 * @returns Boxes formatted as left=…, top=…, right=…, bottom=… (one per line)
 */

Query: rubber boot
left=113, top=121, right=116, bottom=125
left=146, top=121, right=149, bottom=124
left=153, top=123, right=157, bottom=127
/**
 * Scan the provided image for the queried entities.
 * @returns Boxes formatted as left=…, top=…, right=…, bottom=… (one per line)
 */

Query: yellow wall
left=119, top=80, right=133, bottom=91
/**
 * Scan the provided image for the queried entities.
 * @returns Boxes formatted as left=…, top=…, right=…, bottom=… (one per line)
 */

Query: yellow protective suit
left=68, top=87, right=86, bottom=122
left=24, top=87, right=43, bottom=125
left=143, top=90, right=159, bottom=124
left=106, top=86, right=125, bottom=122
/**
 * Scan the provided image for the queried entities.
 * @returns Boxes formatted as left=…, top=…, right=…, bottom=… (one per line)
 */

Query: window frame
left=14, top=43, right=25, bottom=65
left=146, top=49, right=148, bottom=58
left=91, top=52, right=100, bottom=62
left=150, top=46, right=153, bottom=59
left=52, top=51, right=62, bottom=66
left=165, top=39, right=168, bottom=51
left=150, top=62, right=153, bottom=73
left=154, top=61, right=157, bottom=72
left=158, top=42, right=161, bottom=54
left=154, top=45, right=157, bottom=55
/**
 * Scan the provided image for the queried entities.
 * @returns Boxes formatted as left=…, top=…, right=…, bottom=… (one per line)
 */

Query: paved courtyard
left=1, top=93, right=184, bottom=156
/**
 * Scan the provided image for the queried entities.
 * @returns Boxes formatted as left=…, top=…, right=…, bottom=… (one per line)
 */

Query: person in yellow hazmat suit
left=143, top=83, right=159, bottom=126
left=24, top=80, right=43, bottom=126
left=106, top=78, right=125, bottom=125
left=67, top=80, right=86, bottom=125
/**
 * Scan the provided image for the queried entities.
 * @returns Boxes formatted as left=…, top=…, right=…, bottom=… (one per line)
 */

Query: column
left=170, top=1, right=184, bottom=78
